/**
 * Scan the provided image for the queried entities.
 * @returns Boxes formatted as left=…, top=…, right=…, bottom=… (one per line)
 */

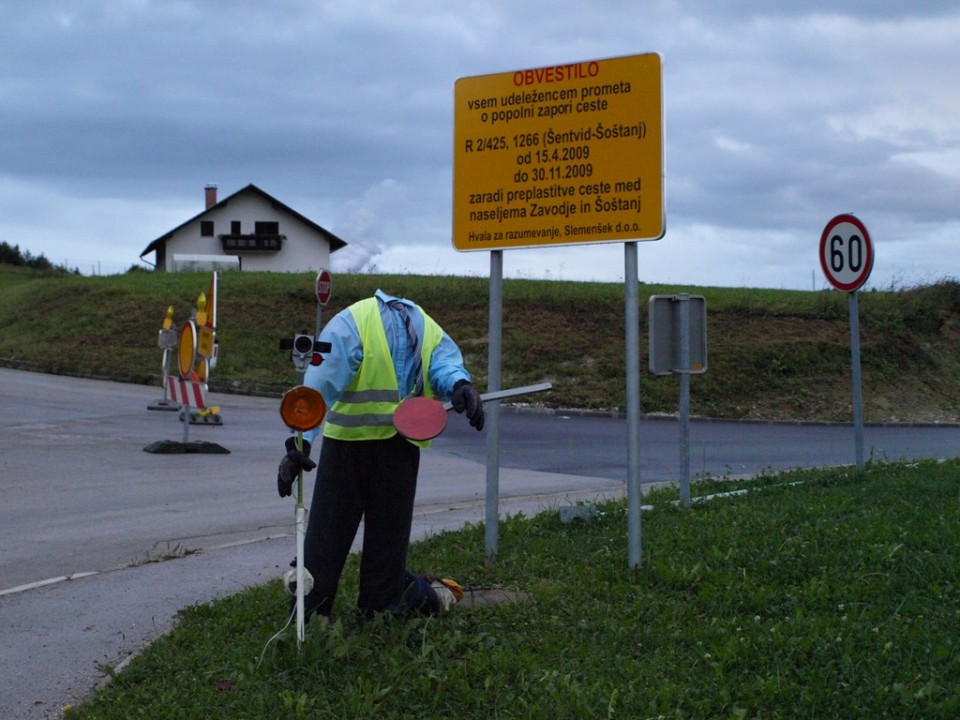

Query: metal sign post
left=649, top=294, right=707, bottom=506
left=485, top=250, right=503, bottom=565
left=819, top=214, right=874, bottom=472
left=280, top=270, right=333, bottom=383
left=849, top=291, right=865, bottom=470
left=314, top=268, right=331, bottom=339
left=678, top=294, right=691, bottom=506
left=625, top=243, right=642, bottom=568
left=149, top=306, right=179, bottom=411
left=453, top=53, right=665, bottom=568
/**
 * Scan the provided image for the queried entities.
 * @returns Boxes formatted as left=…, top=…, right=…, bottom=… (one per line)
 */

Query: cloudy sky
left=2, top=1, right=958, bottom=289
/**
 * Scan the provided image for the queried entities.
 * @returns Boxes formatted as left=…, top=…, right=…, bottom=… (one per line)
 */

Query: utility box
left=648, top=294, right=707, bottom=375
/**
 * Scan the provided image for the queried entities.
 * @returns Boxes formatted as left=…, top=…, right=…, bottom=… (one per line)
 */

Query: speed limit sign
left=819, top=214, right=874, bottom=292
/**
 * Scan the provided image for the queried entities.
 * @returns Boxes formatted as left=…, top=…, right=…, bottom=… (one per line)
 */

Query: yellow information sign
left=197, top=325, right=214, bottom=359
left=453, top=53, right=663, bottom=251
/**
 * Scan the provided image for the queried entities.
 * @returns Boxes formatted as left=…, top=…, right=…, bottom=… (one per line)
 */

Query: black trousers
left=303, top=434, right=438, bottom=617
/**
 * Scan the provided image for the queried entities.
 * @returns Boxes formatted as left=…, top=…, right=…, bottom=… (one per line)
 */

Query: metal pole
left=160, top=348, right=171, bottom=403
left=678, top=294, right=691, bottom=506
left=849, top=291, right=865, bottom=471
left=307, top=303, right=323, bottom=389
left=485, top=250, right=503, bottom=564
left=440, top=383, right=552, bottom=410
left=625, top=242, right=642, bottom=568
left=295, top=430, right=307, bottom=646
left=181, top=406, right=189, bottom=444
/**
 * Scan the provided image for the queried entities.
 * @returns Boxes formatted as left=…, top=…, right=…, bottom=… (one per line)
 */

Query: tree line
left=0, top=242, right=78, bottom=273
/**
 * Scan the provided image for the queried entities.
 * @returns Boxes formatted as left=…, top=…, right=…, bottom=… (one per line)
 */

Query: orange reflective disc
left=280, top=386, right=327, bottom=431
left=177, top=320, right=197, bottom=379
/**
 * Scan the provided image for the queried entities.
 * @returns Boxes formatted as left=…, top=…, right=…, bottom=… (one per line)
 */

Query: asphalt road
left=436, top=403, right=960, bottom=482
left=0, top=369, right=627, bottom=719
left=1, top=369, right=957, bottom=719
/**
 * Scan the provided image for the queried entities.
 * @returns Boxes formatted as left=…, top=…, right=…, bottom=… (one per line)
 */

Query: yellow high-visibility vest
left=324, top=297, right=442, bottom=447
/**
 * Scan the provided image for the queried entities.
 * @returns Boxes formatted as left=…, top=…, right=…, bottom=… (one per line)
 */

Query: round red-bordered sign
left=819, top=214, right=874, bottom=292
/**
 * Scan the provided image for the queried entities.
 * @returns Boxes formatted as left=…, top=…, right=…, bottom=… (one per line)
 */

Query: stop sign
left=819, top=214, right=874, bottom=292
left=315, top=269, right=332, bottom=306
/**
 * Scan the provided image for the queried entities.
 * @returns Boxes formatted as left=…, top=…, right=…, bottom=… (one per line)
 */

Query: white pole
left=295, top=432, right=307, bottom=646
left=295, top=505, right=307, bottom=646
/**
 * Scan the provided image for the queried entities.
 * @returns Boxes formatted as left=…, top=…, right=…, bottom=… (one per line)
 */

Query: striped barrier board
left=167, top=378, right=207, bottom=410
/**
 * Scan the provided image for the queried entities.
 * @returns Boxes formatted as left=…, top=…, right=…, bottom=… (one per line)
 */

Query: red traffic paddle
left=393, top=382, right=551, bottom=441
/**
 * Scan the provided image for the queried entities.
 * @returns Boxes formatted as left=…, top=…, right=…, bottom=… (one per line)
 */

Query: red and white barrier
left=167, top=378, right=207, bottom=410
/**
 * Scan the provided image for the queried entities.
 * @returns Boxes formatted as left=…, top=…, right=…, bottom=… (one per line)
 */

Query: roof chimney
left=205, top=183, right=218, bottom=209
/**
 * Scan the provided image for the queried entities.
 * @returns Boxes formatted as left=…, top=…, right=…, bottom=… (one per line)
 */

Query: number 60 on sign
left=819, top=214, right=874, bottom=292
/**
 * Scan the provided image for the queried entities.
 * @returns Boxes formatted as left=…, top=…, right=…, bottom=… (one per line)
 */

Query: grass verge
left=3, top=265, right=960, bottom=421
left=68, top=460, right=959, bottom=719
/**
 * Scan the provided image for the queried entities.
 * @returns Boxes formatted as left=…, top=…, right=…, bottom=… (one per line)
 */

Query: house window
left=220, top=232, right=284, bottom=253
left=255, top=221, right=280, bottom=235
left=231, top=220, right=241, bottom=235
left=200, top=221, right=214, bottom=237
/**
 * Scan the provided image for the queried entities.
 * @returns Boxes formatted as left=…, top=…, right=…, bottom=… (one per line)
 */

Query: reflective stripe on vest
left=324, top=297, right=443, bottom=445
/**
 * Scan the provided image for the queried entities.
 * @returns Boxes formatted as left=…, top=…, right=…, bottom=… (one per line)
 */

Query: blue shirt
left=301, top=289, right=471, bottom=444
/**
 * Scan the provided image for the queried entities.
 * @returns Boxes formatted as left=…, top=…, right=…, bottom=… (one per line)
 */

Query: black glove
left=277, top=437, right=316, bottom=498
left=452, top=380, right=484, bottom=431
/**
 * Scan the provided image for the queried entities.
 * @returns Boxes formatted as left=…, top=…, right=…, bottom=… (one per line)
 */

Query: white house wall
left=161, top=192, right=332, bottom=273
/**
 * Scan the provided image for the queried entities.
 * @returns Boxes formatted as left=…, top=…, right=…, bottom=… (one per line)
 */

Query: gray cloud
left=0, top=1, right=958, bottom=286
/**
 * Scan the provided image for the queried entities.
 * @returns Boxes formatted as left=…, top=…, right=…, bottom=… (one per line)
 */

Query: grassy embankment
left=2, top=265, right=960, bottom=422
